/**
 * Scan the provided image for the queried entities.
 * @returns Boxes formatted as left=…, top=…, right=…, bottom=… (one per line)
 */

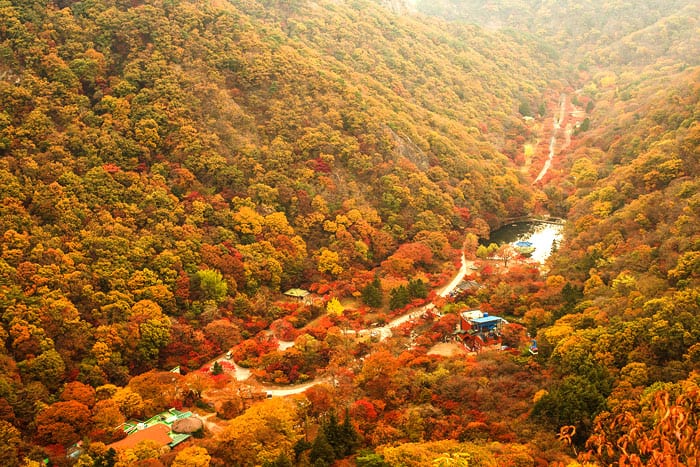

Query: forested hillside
left=410, top=0, right=699, bottom=65
left=537, top=43, right=700, bottom=467
left=0, top=0, right=559, bottom=464
left=1, top=0, right=699, bottom=465
left=412, top=0, right=700, bottom=463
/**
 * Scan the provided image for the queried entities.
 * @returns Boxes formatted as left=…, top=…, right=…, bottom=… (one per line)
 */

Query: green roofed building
left=108, top=408, right=195, bottom=451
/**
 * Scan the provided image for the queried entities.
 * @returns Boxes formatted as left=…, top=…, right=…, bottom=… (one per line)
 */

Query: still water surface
left=487, top=221, right=564, bottom=263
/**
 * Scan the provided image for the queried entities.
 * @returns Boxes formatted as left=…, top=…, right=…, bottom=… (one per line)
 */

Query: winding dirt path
left=438, top=253, right=475, bottom=298
left=202, top=249, right=477, bottom=396
left=534, top=93, right=566, bottom=184
left=203, top=94, right=576, bottom=399
left=264, top=378, right=331, bottom=397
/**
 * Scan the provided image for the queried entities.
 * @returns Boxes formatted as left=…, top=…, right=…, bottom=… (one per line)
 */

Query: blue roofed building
left=468, top=315, right=508, bottom=333
left=458, top=310, right=508, bottom=334
left=456, top=309, right=509, bottom=351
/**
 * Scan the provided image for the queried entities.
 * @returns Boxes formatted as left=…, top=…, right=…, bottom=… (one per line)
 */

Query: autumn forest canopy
left=0, top=0, right=698, bottom=465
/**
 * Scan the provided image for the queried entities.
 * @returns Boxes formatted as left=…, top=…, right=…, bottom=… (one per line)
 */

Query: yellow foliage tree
left=111, top=387, right=144, bottom=419
left=232, top=206, right=264, bottom=236
left=326, top=297, right=344, bottom=316
left=317, top=248, right=343, bottom=276
left=115, top=440, right=162, bottom=467
left=172, top=446, right=211, bottom=467
left=215, top=397, right=302, bottom=466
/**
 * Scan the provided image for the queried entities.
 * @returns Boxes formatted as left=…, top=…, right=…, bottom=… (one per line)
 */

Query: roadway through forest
left=534, top=93, right=567, bottom=184
left=204, top=253, right=477, bottom=397
left=253, top=93, right=573, bottom=396
left=199, top=93, right=574, bottom=398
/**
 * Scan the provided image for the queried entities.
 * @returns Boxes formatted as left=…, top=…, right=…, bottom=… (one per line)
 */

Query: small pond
left=486, top=221, right=564, bottom=263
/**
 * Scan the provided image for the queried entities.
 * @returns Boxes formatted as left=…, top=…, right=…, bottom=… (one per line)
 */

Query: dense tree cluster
left=541, top=64, right=700, bottom=459
left=413, top=0, right=700, bottom=68
left=412, top=0, right=700, bottom=461
left=0, top=0, right=552, bottom=462
left=0, top=0, right=698, bottom=464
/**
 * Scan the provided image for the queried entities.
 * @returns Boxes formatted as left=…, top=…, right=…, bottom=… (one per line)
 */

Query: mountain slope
left=0, top=0, right=557, bottom=452
left=410, top=0, right=699, bottom=65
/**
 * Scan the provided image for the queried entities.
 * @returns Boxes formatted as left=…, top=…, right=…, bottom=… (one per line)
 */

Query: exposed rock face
left=172, top=417, right=204, bottom=434
left=381, top=0, right=411, bottom=15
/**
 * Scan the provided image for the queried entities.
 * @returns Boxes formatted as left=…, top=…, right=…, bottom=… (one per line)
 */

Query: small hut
left=284, top=288, right=310, bottom=302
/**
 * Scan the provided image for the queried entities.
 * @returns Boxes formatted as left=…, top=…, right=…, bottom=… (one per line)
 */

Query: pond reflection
left=486, top=221, right=564, bottom=263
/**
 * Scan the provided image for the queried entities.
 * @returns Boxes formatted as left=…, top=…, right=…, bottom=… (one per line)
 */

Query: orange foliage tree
left=584, top=380, right=700, bottom=466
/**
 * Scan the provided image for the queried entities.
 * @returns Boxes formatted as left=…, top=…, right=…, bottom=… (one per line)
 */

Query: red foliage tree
left=35, top=401, right=91, bottom=446
left=60, top=381, right=96, bottom=408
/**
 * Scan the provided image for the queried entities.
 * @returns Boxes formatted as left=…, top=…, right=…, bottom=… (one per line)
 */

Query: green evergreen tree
left=263, top=453, right=293, bottom=467
left=293, top=438, right=311, bottom=463
left=211, top=361, right=223, bottom=375
left=580, top=117, right=590, bottom=131
left=309, top=430, right=335, bottom=465
left=532, top=375, right=606, bottom=445
left=340, top=407, right=360, bottom=456
left=323, top=411, right=343, bottom=458
left=389, top=285, right=410, bottom=310
left=557, top=282, right=583, bottom=317
left=317, top=409, right=361, bottom=459
left=518, top=99, right=533, bottom=116
left=361, top=276, right=383, bottom=308
left=407, top=278, right=428, bottom=299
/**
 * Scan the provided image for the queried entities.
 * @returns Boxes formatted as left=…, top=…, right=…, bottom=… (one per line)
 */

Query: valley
left=0, top=0, right=698, bottom=465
